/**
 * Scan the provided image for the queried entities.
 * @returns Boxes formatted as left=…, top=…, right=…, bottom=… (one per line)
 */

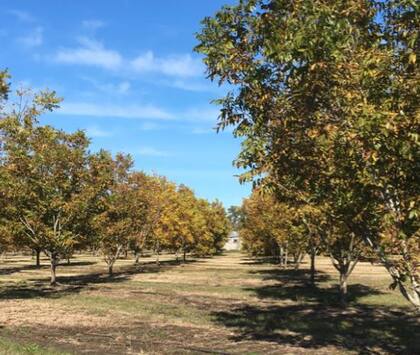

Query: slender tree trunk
left=279, top=246, right=283, bottom=267
left=50, top=253, right=58, bottom=285
left=284, top=245, right=288, bottom=267
left=294, top=252, right=304, bottom=270
left=310, top=249, right=316, bottom=286
left=67, top=257, right=70, bottom=265
left=134, top=250, right=141, bottom=265
left=35, top=249, right=41, bottom=267
left=364, top=235, right=420, bottom=311
left=339, top=271, right=348, bottom=307
left=108, top=262, right=114, bottom=276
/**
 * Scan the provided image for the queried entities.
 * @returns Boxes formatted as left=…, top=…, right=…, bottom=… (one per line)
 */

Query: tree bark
left=310, top=249, right=316, bottom=286
left=50, top=253, right=58, bottom=285
left=108, top=263, right=114, bottom=276
left=284, top=245, right=288, bottom=267
left=134, top=250, right=141, bottom=265
left=279, top=246, right=283, bottom=266
left=363, top=235, right=420, bottom=311
left=35, top=249, right=41, bottom=267
left=339, top=272, right=348, bottom=307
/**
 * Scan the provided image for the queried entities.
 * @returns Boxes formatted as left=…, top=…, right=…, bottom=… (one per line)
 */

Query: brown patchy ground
left=0, top=252, right=418, bottom=354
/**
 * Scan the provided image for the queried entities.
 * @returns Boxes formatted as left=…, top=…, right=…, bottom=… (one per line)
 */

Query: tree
left=196, top=0, right=419, bottom=308
left=93, top=153, right=133, bottom=276
left=0, top=86, right=94, bottom=284
left=240, top=190, right=290, bottom=262
left=227, top=205, right=243, bottom=231
left=126, top=172, right=165, bottom=265
left=205, top=200, right=231, bottom=254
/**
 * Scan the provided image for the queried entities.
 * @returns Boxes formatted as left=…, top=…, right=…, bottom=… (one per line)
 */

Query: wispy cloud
left=179, top=107, right=221, bottom=122
left=57, top=101, right=173, bottom=120
left=54, top=37, right=122, bottom=70
left=55, top=99, right=221, bottom=124
left=131, top=51, right=203, bottom=77
left=51, top=36, right=205, bottom=83
left=85, top=126, right=113, bottom=137
left=8, top=10, right=35, bottom=22
left=192, top=127, right=215, bottom=135
left=82, top=19, right=105, bottom=31
left=82, top=77, right=131, bottom=95
left=139, top=122, right=163, bottom=131
left=18, top=26, right=43, bottom=48
left=169, top=79, right=214, bottom=92
left=136, top=146, right=171, bottom=157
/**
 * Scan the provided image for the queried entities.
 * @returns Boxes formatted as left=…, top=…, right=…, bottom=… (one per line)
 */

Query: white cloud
left=55, top=99, right=221, bottom=124
left=117, top=81, right=131, bottom=94
left=54, top=38, right=122, bottom=70
left=57, top=101, right=173, bottom=120
left=179, top=107, right=221, bottom=122
left=18, top=26, right=43, bottom=47
left=85, top=126, right=112, bottom=137
left=82, top=19, right=105, bottom=31
left=192, top=127, right=215, bottom=134
left=82, top=77, right=131, bottom=95
left=169, top=79, right=214, bottom=92
left=131, top=51, right=203, bottom=77
left=136, top=147, right=171, bottom=157
left=8, top=10, right=35, bottom=22
left=139, top=122, right=162, bottom=131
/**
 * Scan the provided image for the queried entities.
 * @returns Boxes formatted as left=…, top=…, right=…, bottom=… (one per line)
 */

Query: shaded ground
left=0, top=252, right=418, bottom=354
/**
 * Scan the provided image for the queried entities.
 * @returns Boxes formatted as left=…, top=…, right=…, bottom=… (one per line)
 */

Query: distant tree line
left=196, top=0, right=419, bottom=309
left=0, top=71, right=231, bottom=284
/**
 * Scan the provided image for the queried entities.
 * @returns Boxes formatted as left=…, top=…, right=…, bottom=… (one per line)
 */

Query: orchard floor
left=0, top=252, right=418, bottom=354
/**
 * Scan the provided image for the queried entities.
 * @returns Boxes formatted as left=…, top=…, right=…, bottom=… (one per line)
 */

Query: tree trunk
left=284, top=246, right=288, bottom=267
left=183, top=249, right=187, bottom=263
left=279, top=246, right=283, bottom=266
left=339, top=272, right=348, bottom=307
left=134, top=250, right=141, bottom=265
left=67, top=257, right=70, bottom=265
left=50, top=253, right=58, bottom=285
left=364, top=235, right=420, bottom=311
left=108, top=263, right=113, bottom=276
left=294, top=253, right=304, bottom=270
left=310, top=249, right=316, bottom=286
left=35, top=249, right=41, bottom=267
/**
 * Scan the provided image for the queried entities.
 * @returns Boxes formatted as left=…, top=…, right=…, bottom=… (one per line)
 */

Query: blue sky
left=0, top=0, right=251, bottom=207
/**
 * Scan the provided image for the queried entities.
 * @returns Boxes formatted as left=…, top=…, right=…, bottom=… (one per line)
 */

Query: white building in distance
left=224, top=231, right=241, bottom=251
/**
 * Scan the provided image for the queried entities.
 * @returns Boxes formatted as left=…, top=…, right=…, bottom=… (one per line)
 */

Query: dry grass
left=0, top=252, right=418, bottom=354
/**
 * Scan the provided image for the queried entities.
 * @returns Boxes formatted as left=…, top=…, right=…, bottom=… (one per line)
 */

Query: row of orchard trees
left=196, top=0, right=419, bottom=309
left=0, top=71, right=230, bottom=284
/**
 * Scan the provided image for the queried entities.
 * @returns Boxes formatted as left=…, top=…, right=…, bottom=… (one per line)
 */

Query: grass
left=0, top=251, right=418, bottom=354
left=0, top=336, right=66, bottom=355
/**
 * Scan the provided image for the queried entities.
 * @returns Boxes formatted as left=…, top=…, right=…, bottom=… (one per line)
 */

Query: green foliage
left=196, top=0, right=419, bottom=309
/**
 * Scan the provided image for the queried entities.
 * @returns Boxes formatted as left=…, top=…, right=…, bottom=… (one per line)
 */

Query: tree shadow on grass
left=213, top=267, right=420, bottom=353
left=0, top=264, right=48, bottom=276
left=213, top=302, right=419, bottom=354
left=0, top=261, right=97, bottom=276
left=0, top=257, right=197, bottom=300
left=241, top=256, right=283, bottom=265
